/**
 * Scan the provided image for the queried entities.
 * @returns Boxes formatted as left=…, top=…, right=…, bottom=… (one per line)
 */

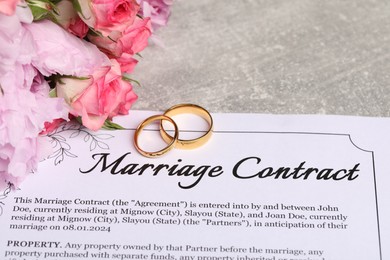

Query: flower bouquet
left=0, top=0, right=173, bottom=190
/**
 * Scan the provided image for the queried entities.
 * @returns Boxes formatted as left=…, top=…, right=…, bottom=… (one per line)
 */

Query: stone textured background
left=132, top=0, right=390, bottom=116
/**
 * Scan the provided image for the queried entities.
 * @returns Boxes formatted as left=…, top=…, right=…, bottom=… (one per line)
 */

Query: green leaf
left=75, top=116, right=83, bottom=125
left=50, top=0, right=63, bottom=4
left=49, top=88, right=57, bottom=98
left=61, top=75, right=90, bottom=80
left=102, top=119, right=125, bottom=130
left=28, top=5, right=51, bottom=20
left=72, top=0, right=82, bottom=15
left=122, top=74, right=142, bottom=87
left=88, top=27, right=103, bottom=37
left=27, top=0, right=59, bottom=21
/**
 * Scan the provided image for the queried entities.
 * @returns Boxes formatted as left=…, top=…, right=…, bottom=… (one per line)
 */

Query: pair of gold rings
left=133, top=104, right=214, bottom=158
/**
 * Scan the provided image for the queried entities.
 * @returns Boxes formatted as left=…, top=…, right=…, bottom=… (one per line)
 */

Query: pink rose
left=0, top=0, right=19, bottom=15
left=68, top=18, right=89, bottom=38
left=120, top=17, right=152, bottom=54
left=54, top=0, right=89, bottom=38
left=137, top=0, right=172, bottom=30
left=75, top=0, right=140, bottom=36
left=40, top=118, right=67, bottom=135
left=88, top=17, right=152, bottom=58
left=88, top=30, right=123, bottom=57
left=56, top=60, right=137, bottom=131
left=116, top=53, right=138, bottom=73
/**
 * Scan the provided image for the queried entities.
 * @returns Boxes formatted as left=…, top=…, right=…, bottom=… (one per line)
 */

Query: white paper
left=1, top=111, right=389, bottom=260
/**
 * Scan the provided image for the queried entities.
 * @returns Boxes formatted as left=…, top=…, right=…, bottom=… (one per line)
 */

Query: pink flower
left=54, top=0, right=89, bottom=38
left=0, top=0, right=19, bottom=15
left=88, top=30, right=123, bottom=57
left=116, top=53, right=138, bottom=73
left=0, top=5, right=67, bottom=189
left=40, top=118, right=67, bottom=135
left=120, top=17, right=152, bottom=54
left=0, top=1, right=33, bottom=66
left=137, top=0, right=172, bottom=30
left=68, top=18, right=89, bottom=38
left=88, top=17, right=152, bottom=58
left=25, top=19, right=110, bottom=77
left=75, top=0, right=140, bottom=36
left=56, top=59, right=137, bottom=131
left=0, top=71, right=67, bottom=190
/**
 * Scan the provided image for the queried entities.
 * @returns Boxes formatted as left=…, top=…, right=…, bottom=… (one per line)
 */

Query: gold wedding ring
left=134, top=115, right=179, bottom=158
left=160, top=104, right=213, bottom=149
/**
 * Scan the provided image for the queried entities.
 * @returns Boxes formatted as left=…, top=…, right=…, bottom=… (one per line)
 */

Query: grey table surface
left=132, top=0, right=390, bottom=117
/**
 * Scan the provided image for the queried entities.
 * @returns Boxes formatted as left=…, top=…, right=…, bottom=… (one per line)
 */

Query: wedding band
left=134, top=115, right=179, bottom=157
left=160, top=104, right=213, bottom=149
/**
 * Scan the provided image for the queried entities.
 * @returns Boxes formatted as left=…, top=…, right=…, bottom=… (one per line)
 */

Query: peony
left=137, top=0, right=172, bottom=30
left=75, top=0, right=140, bottom=36
left=0, top=70, right=67, bottom=190
left=25, top=19, right=110, bottom=77
left=88, top=17, right=152, bottom=58
left=0, top=1, right=34, bottom=66
left=0, top=4, right=69, bottom=189
left=56, top=59, right=137, bottom=131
